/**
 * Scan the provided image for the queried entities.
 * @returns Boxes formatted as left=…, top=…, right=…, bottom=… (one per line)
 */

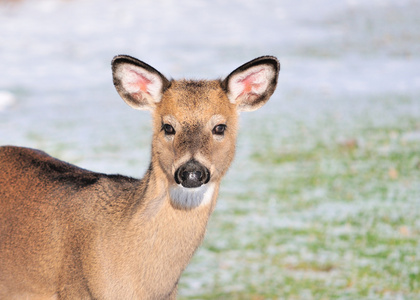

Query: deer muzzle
left=174, top=160, right=210, bottom=188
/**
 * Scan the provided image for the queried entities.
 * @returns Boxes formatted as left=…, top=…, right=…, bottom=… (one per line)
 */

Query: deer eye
left=212, top=124, right=226, bottom=135
left=162, top=124, right=175, bottom=135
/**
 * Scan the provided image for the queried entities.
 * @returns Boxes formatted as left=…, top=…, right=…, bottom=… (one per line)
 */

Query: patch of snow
left=403, top=131, right=420, bottom=142
left=0, top=91, right=15, bottom=111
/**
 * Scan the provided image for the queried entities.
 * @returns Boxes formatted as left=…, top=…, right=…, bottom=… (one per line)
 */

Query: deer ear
left=222, top=56, right=280, bottom=112
left=112, top=55, right=170, bottom=111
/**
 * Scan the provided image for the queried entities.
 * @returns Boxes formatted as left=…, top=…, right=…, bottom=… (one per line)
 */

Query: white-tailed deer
left=0, top=55, right=279, bottom=299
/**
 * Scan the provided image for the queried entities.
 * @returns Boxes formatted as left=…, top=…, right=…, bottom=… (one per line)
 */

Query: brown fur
left=0, top=55, right=279, bottom=299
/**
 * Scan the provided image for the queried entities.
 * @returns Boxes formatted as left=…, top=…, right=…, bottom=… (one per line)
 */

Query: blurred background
left=0, top=0, right=419, bottom=298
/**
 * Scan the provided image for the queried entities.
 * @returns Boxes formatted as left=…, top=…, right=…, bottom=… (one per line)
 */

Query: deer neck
left=130, top=159, right=219, bottom=238
left=114, top=162, right=219, bottom=296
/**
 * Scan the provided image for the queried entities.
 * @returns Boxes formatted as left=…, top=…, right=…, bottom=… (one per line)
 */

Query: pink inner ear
left=241, top=73, right=262, bottom=94
left=127, top=70, right=153, bottom=94
left=235, top=68, right=267, bottom=98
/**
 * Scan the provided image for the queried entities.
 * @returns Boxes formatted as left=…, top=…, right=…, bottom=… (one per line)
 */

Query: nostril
left=181, top=171, right=187, bottom=181
left=175, top=168, right=182, bottom=184
left=202, top=168, right=210, bottom=184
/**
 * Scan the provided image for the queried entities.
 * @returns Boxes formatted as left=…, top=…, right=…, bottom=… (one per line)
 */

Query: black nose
left=174, top=160, right=210, bottom=188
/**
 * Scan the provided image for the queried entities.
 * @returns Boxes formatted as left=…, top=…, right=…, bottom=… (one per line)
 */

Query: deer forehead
left=156, top=79, right=235, bottom=124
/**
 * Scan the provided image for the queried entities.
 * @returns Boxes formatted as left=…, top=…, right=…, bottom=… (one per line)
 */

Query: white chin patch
left=169, top=183, right=215, bottom=210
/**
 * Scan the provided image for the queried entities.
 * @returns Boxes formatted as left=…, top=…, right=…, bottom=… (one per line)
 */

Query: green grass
left=178, top=96, right=420, bottom=299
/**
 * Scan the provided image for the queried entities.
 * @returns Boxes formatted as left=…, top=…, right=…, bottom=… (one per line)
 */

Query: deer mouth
left=174, top=159, right=210, bottom=188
